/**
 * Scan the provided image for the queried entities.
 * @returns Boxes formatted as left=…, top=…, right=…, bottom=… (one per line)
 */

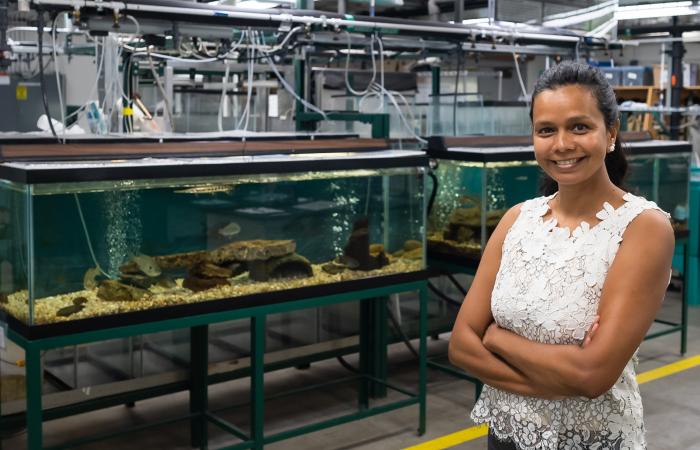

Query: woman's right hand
left=580, top=315, right=600, bottom=348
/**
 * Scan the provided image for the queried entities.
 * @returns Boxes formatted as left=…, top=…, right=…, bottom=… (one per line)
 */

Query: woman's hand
left=580, top=315, right=600, bottom=349
left=482, top=322, right=501, bottom=352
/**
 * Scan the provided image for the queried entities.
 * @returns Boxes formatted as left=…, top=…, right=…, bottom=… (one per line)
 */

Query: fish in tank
left=0, top=168, right=425, bottom=325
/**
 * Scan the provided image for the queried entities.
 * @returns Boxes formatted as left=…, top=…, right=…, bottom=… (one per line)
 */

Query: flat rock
left=189, top=261, right=233, bottom=279
left=97, top=280, right=148, bottom=302
left=249, top=253, right=313, bottom=282
left=57, top=303, right=85, bottom=317
left=120, top=251, right=208, bottom=272
left=183, top=276, right=229, bottom=292
left=209, top=240, right=295, bottom=264
left=322, top=262, right=346, bottom=275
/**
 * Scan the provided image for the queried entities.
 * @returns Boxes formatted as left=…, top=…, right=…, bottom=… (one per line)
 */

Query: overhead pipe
left=31, top=0, right=581, bottom=46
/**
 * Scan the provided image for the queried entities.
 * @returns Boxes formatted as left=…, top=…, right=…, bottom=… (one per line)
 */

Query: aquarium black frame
left=0, top=132, right=359, bottom=145
left=425, top=140, right=691, bottom=163
left=0, top=152, right=428, bottom=183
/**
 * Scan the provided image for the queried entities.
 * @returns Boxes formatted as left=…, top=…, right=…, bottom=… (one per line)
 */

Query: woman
left=448, top=61, right=674, bottom=449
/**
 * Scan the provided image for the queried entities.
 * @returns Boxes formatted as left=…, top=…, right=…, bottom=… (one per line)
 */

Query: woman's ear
left=610, top=119, right=620, bottom=143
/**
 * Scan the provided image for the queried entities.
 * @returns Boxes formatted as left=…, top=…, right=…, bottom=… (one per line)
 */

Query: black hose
left=428, top=281, right=462, bottom=308
left=386, top=303, right=419, bottom=359
left=37, top=10, right=60, bottom=141
left=427, top=170, right=438, bottom=214
left=336, top=356, right=359, bottom=373
left=446, top=273, right=467, bottom=296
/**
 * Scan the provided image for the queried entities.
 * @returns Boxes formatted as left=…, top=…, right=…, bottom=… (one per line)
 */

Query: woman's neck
left=553, top=170, right=624, bottom=218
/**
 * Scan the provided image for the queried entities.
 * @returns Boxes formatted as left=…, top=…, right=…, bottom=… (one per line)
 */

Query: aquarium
left=625, top=140, right=691, bottom=236
left=426, top=142, right=541, bottom=263
left=0, top=150, right=427, bottom=329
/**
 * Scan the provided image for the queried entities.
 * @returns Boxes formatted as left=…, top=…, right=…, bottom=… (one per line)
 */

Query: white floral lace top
left=471, top=192, right=669, bottom=450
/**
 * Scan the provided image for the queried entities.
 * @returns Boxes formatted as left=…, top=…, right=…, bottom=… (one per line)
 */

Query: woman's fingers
left=580, top=316, right=600, bottom=348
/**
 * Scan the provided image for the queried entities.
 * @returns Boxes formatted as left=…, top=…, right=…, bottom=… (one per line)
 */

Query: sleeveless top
left=470, top=192, right=669, bottom=450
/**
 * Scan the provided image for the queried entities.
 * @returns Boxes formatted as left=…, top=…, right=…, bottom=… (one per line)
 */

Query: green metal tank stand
left=5, top=279, right=427, bottom=449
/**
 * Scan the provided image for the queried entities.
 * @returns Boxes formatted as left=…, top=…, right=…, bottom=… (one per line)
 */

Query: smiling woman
left=447, top=62, right=675, bottom=450
left=531, top=64, right=628, bottom=198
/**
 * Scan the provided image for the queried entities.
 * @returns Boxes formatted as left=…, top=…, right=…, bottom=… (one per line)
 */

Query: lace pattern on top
left=470, top=192, right=669, bottom=450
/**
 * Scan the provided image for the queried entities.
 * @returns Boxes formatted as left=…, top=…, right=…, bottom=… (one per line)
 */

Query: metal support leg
left=370, top=297, right=388, bottom=398
left=26, top=343, right=42, bottom=450
left=190, top=326, right=209, bottom=449
left=358, top=298, right=370, bottom=410
left=418, top=285, right=427, bottom=436
left=251, top=315, right=265, bottom=450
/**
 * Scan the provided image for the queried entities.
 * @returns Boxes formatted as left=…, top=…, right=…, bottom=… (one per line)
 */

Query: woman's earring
left=608, top=143, right=615, bottom=153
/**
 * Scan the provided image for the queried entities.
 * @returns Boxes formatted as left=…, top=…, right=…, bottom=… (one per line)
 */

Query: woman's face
left=531, top=84, right=616, bottom=188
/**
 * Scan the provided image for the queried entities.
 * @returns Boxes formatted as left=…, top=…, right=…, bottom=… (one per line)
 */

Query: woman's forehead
left=532, top=85, right=602, bottom=120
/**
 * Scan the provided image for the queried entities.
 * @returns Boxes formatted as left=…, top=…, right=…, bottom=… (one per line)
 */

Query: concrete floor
left=3, top=289, right=700, bottom=450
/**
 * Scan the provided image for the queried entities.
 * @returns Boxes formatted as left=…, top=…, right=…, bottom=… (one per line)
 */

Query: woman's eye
left=573, top=124, right=589, bottom=132
left=537, top=127, right=554, bottom=135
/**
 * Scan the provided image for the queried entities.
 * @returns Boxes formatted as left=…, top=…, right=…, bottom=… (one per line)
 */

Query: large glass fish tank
left=0, top=147, right=427, bottom=331
left=425, top=136, right=541, bottom=264
left=624, top=140, right=691, bottom=236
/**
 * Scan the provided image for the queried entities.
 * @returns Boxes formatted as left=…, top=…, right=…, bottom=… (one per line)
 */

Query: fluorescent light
left=616, top=1, right=699, bottom=21
left=543, top=0, right=617, bottom=28
left=462, top=18, right=490, bottom=25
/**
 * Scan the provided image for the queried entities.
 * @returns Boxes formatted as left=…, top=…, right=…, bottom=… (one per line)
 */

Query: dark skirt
left=487, top=430, right=519, bottom=450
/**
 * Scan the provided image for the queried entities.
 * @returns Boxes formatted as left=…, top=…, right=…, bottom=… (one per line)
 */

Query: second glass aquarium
left=426, top=137, right=541, bottom=263
left=0, top=148, right=427, bottom=329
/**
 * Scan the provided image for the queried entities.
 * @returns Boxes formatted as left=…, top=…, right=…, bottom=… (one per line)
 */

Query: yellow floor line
left=402, top=424, right=488, bottom=450
left=403, top=353, right=700, bottom=450
left=636, top=353, right=700, bottom=384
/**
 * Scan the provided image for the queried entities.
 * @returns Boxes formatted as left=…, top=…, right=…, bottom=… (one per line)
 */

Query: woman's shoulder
left=619, top=192, right=672, bottom=226
left=618, top=193, right=674, bottom=248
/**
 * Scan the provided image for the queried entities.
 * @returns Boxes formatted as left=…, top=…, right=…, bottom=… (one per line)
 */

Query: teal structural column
left=294, top=59, right=316, bottom=132
left=190, top=325, right=209, bottom=448
left=371, top=115, right=390, bottom=139
left=431, top=66, right=440, bottom=97
left=251, top=314, right=266, bottom=450
left=26, top=342, right=42, bottom=450
left=688, top=167, right=700, bottom=305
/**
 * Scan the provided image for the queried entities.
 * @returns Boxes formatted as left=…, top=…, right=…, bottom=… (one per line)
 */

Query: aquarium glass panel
left=4, top=167, right=425, bottom=325
left=626, top=152, right=690, bottom=234
left=0, top=180, right=28, bottom=319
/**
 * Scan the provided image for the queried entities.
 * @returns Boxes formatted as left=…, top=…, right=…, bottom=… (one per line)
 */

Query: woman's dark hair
left=530, top=61, right=627, bottom=195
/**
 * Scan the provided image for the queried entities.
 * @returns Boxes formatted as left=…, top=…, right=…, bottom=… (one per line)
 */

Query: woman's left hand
left=482, top=322, right=501, bottom=352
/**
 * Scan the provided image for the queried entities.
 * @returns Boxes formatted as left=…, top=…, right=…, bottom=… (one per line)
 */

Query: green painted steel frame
left=5, top=280, right=428, bottom=450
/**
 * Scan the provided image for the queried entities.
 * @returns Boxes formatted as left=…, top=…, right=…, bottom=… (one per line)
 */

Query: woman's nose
left=554, top=131, right=573, bottom=151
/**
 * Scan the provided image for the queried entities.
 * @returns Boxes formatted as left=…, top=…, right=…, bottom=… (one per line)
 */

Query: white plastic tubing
left=32, top=0, right=581, bottom=45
